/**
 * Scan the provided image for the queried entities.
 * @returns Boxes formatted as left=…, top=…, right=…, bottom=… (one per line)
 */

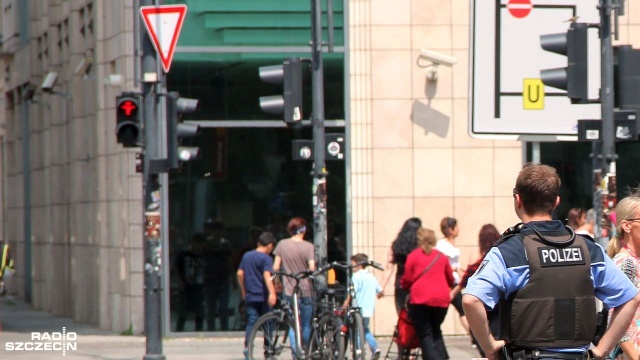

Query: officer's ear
left=554, top=196, right=560, bottom=209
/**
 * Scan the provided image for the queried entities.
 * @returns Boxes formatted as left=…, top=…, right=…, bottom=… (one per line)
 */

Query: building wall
left=3, top=0, right=144, bottom=333
left=349, top=0, right=640, bottom=336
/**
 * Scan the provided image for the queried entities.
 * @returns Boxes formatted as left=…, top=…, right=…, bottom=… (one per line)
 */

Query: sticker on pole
left=140, top=4, right=187, bottom=73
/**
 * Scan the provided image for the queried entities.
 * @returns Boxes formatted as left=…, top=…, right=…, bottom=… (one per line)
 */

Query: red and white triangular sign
left=140, top=5, right=187, bottom=73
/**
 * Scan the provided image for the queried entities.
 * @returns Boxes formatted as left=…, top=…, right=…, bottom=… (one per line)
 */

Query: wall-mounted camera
left=41, top=72, right=59, bottom=93
left=417, top=49, right=459, bottom=80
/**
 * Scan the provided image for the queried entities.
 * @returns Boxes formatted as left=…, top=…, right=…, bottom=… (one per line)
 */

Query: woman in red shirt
left=401, top=227, right=454, bottom=360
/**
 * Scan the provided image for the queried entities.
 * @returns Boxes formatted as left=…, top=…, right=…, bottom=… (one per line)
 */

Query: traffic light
left=166, top=92, right=201, bottom=169
left=259, top=57, right=303, bottom=125
left=615, top=45, right=640, bottom=110
left=115, top=92, right=142, bottom=147
left=540, top=22, right=589, bottom=104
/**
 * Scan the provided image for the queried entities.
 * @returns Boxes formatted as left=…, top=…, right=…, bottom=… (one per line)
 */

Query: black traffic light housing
left=540, top=22, right=589, bottom=104
left=259, top=57, right=303, bottom=125
left=166, top=92, right=201, bottom=169
left=115, top=92, right=142, bottom=147
left=614, top=45, right=640, bottom=135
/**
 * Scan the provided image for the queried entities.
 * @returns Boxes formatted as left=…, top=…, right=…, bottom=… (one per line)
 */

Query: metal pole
left=599, top=0, right=616, bottom=246
left=591, top=141, right=604, bottom=246
left=139, top=0, right=165, bottom=358
left=311, top=0, right=328, bottom=283
left=600, top=0, right=616, bottom=174
left=531, top=142, right=541, bottom=164
left=21, top=94, right=32, bottom=303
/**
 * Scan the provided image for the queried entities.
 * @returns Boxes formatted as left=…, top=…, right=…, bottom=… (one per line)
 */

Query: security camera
left=41, top=72, right=59, bottom=92
left=417, top=50, right=458, bottom=81
left=419, top=49, right=458, bottom=66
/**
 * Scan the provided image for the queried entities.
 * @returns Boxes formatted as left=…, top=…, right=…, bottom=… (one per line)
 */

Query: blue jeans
left=363, top=317, right=378, bottom=351
left=244, top=301, right=271, bottom=348
left=286, top=296, right=314, bottom=354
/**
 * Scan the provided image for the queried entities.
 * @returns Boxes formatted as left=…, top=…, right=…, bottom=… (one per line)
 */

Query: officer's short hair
left=258, top=232, right=276, bottom=247
left=515, top=163, right=561, bottom=216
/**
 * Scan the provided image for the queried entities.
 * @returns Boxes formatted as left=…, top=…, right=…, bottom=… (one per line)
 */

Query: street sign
left=140, top=4, right=187, bottom=73
left=470, top=0, right=601, bottom=140
left=507, top=0, right=532, bottom=19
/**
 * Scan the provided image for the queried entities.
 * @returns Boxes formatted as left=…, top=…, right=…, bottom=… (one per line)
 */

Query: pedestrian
left=436, top=217, right=469, bottom=337
left=173, top=233, right=206, bottom=332
left=381, top=217, right=421, bottom=358
left=272, top=217, right=315, bottom=352
left=202, top=219, right=233, bottom=331
left=606, top=191, right=640, bottom=359
left=463, top=163, right=640, bottom=360
left=575, top=208, right=596, bottom=238
left=237, top=232, right=277, bottom=360
left=401, top=226, right=454, bottom=360
left=450, top=224, right=501, bottom=357
left=343, top=253, right=383, bottom=360
left=567, top=207, right=587, bottom=230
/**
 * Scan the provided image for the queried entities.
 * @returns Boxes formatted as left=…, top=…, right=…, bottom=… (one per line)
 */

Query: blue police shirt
left=464, top=220, right=639, bottom=352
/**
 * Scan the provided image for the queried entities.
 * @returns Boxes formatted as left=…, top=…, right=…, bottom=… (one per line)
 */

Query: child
left=344, top=253, right=384, bottom=360
left=237, top=232, right=278, bottom=360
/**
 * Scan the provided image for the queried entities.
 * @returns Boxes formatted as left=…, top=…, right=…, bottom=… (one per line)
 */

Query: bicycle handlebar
left=272, top=270, right=314, bottom=282
left=314, top=260, right=384, bottom=275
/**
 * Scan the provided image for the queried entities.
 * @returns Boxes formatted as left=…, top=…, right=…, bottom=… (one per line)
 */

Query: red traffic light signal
left=116, top=92, right=142, bottom=147
left=118, top=99, right=139, bottom=118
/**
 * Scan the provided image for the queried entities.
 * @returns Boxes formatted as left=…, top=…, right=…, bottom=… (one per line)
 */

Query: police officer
left=462, top=163, right=640, bottom=360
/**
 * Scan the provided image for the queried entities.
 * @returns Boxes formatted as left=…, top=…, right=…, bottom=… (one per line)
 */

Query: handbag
left=395, top=307, right=420, bottom=349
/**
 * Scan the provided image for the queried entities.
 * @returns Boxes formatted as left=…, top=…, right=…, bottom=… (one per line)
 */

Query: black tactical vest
left=498, top=225, right=597, bottom=348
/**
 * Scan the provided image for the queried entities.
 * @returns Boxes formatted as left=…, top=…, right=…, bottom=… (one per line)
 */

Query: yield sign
left=140, top=5, right=187, bottom=73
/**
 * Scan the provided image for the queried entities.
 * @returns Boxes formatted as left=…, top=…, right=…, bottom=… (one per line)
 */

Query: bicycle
left=308, top=266, right=347, bottom=359
left=247, top=269, right=343, bottom=360
left=316, top=259, right=384, bottom=360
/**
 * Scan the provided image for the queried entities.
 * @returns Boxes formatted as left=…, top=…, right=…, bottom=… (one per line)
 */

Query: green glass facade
left=165, top=0, right=347, bottom=333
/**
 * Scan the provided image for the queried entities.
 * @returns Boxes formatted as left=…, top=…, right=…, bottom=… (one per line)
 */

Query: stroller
left=385, top=308, right=421, bottom=360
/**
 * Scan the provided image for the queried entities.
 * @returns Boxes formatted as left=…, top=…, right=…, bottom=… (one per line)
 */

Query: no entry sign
left=507, top=0, right=532, bottom=18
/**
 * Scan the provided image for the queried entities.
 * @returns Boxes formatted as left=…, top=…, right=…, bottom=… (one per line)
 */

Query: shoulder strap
left=414, top=252, right=442, bottom=283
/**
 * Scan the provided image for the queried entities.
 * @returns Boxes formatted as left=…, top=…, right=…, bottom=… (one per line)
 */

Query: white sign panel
left=469, top=0, right=601, bottom=140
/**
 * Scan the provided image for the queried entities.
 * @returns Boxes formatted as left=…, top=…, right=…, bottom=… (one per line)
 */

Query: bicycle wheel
left=351, top=312, right=367, bottom=360
left=308, top=313, right=345, bottom=360
left=248, top=311, right=295, bottom=360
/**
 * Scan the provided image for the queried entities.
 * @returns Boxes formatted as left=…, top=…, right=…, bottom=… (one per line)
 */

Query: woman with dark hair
left=381, top=217, right=422, bottom=359
left=381, top=217, right=422, bottom=313
left=451, top=224, right=502, bottom=357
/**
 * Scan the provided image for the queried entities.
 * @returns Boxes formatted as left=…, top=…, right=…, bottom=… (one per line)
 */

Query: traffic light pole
left=598, top=0, right=617, bottom=244
left=600, top=0, right=616, bottom=175
left=311, top=0, right=328, bottom=283
left=139, top=0, right=165, bottom=358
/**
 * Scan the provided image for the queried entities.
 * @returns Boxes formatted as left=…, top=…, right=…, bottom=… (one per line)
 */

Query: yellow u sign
left=523, top=79, right=544, bottom=110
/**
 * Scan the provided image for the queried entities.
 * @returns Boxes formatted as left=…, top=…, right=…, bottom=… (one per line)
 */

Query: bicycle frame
left=275, top=271, right=309, bottom=359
